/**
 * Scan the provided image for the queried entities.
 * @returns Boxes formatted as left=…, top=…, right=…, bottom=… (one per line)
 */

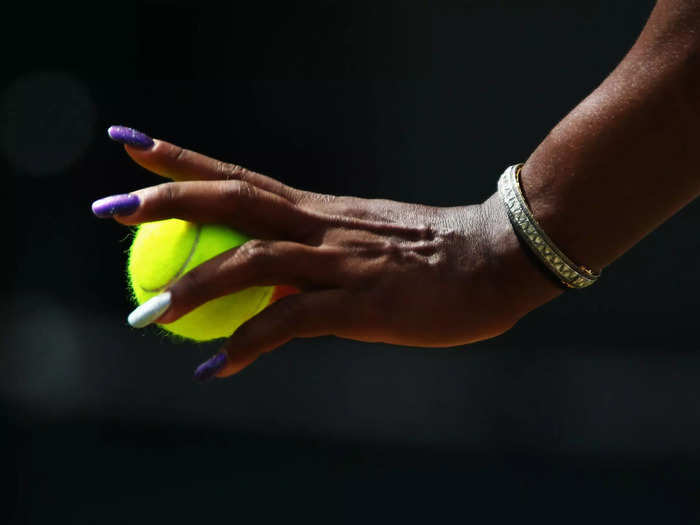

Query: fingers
left=270, top=285, right=301, bottom=303
left=119, top=133, right=299, bottom=200
left=155, top=241, right=340, bottom=325
left=193, top=289, right=350, bottom=380
left=113, top=180, right=314, bottom=240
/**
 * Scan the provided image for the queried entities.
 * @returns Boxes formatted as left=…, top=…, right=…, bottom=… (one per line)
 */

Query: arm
left=489, top=0, right=700, bottom=273
left=93, top=1, right=700, bottom=380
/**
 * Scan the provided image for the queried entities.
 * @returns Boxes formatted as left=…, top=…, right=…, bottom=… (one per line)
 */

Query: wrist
left=478, top=191, right=564, bottom=321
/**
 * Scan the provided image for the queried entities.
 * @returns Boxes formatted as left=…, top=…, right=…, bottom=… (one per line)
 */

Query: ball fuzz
left=127, top=219, right=274, bottom=342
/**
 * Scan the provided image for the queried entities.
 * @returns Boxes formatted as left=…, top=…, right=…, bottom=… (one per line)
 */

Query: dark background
left=3, top=0, right=700, bottom=523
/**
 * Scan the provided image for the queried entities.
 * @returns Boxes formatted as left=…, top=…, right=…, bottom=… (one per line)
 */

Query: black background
left=3, top=1, right=700, bottom=523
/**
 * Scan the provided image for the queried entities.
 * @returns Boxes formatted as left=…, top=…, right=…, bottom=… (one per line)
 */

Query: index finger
left=107, top=125, right=300, bottom=200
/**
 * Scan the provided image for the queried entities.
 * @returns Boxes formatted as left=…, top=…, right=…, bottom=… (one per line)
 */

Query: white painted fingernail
left=127, top=291, right=172, bottom=328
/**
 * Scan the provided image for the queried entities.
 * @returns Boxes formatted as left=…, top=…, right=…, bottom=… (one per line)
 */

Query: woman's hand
left=94, top=126, right=562, bottom=380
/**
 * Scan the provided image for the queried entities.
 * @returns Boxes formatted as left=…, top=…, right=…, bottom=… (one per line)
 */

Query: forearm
left=517, top=0, right=700, bottom=273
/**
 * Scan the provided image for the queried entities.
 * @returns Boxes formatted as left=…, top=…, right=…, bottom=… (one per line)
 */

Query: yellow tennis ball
left=127, top=218, right=274, bottom=342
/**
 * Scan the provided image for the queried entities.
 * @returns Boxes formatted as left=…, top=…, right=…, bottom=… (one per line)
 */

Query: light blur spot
left=1, top=71, right=96, bottom=176
left=0, top=293, right=84, bottom=414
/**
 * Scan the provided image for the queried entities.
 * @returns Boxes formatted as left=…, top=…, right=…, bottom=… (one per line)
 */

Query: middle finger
left=110, top=179, right=315, bottom=240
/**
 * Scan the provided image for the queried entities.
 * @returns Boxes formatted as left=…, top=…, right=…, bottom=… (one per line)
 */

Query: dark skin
left=107, top=0, right=700, bottom=378
left=114, top=142, right=560, bottom=376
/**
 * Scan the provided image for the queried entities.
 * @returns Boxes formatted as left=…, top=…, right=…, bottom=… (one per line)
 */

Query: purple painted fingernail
left=91, top=194, right=140, bottom=218
left=194, top=353, right=228, bottom=383
left=107, top=125, right=154, bottom=149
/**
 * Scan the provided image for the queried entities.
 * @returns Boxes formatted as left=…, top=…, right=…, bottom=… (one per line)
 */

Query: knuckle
left=174, top=147, right=188, bottom=162
left=301, top=191, right=338, bottom=205
left=153, top=182, right=179, bottom=210
left=236, top=239, right=271, bottom=266
left=312, top=195, right=364, bottom=217
left=168, top=145, right=189, bottom=163
left=222, top=180, right=257, bottom=202
left=218, top=161, right=248, bottom=181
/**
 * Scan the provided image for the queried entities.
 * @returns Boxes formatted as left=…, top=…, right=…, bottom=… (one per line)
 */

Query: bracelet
left=497, top=163, right=600, bottom=289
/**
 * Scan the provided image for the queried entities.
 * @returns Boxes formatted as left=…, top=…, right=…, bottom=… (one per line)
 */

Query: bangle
left=497, top=163, right=600, bottom=289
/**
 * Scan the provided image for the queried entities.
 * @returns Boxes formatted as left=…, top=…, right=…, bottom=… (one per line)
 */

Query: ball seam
left=139, top=224, right=203, bottom=293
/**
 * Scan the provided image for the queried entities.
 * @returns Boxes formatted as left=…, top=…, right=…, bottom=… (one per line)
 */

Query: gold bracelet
left=497, top=163, right=600, bottom=289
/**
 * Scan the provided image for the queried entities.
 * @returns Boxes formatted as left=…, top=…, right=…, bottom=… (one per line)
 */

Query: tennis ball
left=128, top=218, right=274, bottom=342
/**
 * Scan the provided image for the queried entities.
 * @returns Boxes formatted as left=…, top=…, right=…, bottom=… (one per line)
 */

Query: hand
left=94, top=126, right=563, bottom=380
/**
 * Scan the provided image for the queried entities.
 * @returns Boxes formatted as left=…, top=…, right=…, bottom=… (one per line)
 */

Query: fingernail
left=91, top=194, right=140, bottom=218
left=194, top=353, right=228, bottom=383
left=127, top=291, right=172, bottom=328
left=107, top=125, right=154, bottom=149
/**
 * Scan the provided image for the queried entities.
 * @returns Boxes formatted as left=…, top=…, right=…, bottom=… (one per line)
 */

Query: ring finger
left=130, top=240, right=342, bottom=327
